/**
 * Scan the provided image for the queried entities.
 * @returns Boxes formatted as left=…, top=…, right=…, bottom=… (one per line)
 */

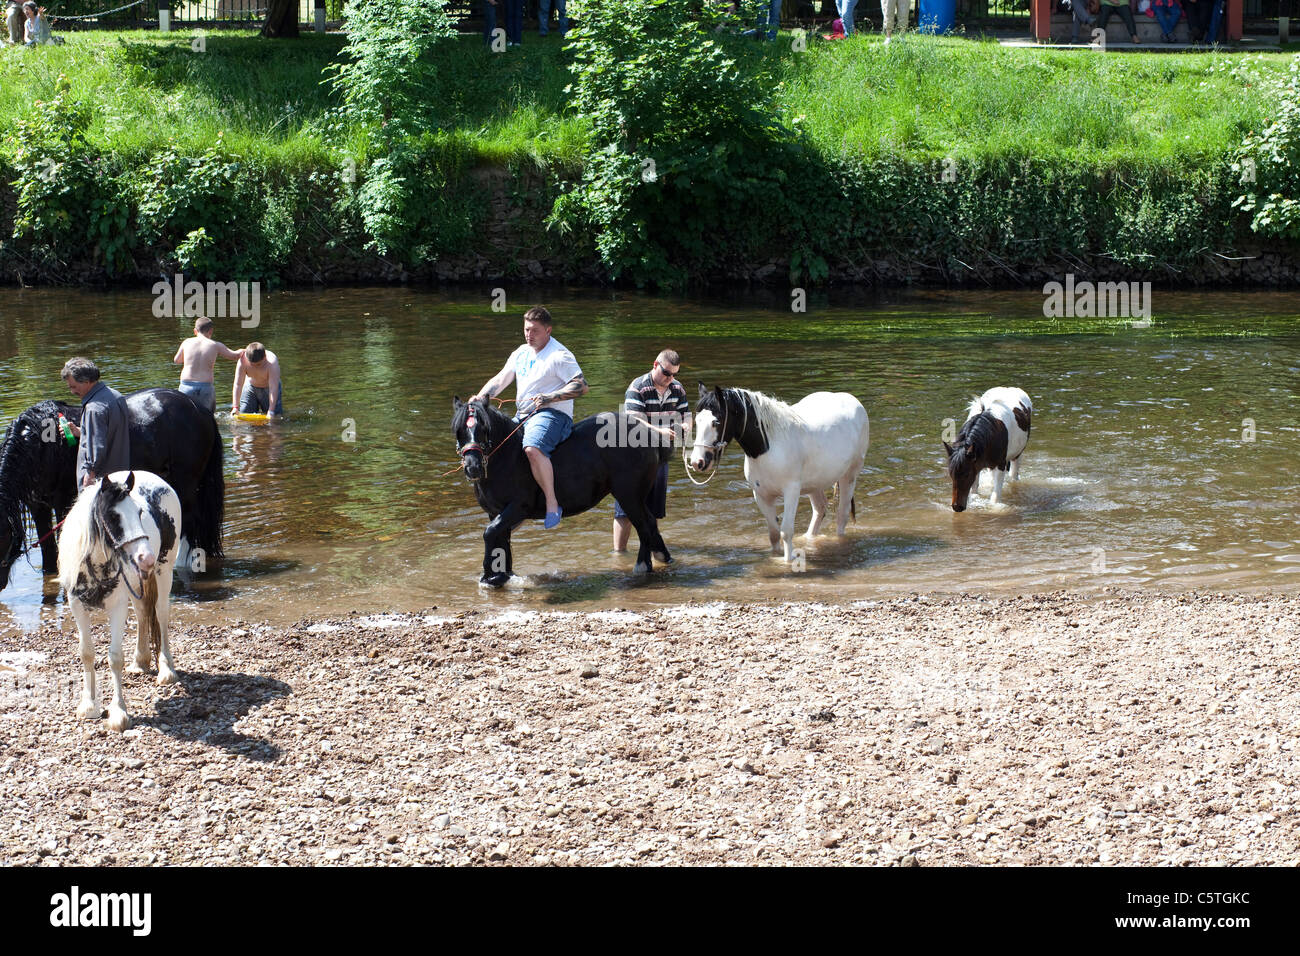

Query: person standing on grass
left=837, top=0, right=858, bottom=37
left=880, top=0, right=909, bottom=43
left=471, top=306, right=588, bottom=530
left=5, top=1, right=23, bottom=45
left=61, top=358, right=130, bottom=490
left=538, top=0, right=566, bottom=37
left=1096, top=0, right=1141, bottom=43
left=612, top=350, right=688, bottom=554
left=502, top=0, right=523, bottom=47
left=173, top=318, right=244, bottom=414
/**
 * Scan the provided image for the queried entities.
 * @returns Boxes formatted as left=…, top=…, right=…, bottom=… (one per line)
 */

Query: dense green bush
left=551, top=0, right=838, bottom=287
left=1234, top=57, right=1300, bottom=242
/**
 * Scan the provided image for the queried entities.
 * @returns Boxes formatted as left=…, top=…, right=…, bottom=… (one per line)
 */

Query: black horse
left=0, top=388, right=224, bottom=591
left=451, top=398, right=672, bottom=587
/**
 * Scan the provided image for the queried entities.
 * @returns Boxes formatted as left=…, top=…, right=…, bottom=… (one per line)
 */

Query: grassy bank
left=0, top=30, right=1294, bottom=285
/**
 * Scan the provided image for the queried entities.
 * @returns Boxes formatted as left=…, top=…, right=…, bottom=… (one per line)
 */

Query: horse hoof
left=653, top=551, right=672, bottom=565
left=106, top=707, right=131, bottom=733
left=76, top=699, right=102, bottom=720
left=127, top=659, right=149, bottom=675
left=634, top=561, right=651, bottom=574
left=157, top=668, right=177, bottom=686
left=480, top=573, right=510, bottom=589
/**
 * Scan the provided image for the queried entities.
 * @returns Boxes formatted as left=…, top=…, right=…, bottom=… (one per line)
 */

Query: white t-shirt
left=510, top=337, right=582, bottom=419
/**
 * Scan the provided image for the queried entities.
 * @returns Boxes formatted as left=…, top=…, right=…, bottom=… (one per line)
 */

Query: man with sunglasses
left=613, top=350, right=689, bottom=553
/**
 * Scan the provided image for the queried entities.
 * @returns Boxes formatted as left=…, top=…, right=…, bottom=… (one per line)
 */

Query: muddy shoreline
left=1, top=591, right=1296, bottom=866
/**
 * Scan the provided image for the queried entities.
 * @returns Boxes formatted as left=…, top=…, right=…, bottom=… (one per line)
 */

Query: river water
left=2, top=287, right=1298, bottom=634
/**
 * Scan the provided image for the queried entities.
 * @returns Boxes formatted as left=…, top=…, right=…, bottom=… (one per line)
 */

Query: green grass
left=775, top=36, right=1290, bottom=166
left=0, top=30, right=1289, bottom=173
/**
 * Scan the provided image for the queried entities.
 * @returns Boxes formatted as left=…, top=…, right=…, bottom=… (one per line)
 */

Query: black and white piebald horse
left=452, top=398, right=672, bottom=587
left=58, top=471, right=182, bottom=732
left=689, top=385, right=870, bottom=563
left=0, top=389, right=223, bottom=592
left=944, top=386, right=1033, bottom=512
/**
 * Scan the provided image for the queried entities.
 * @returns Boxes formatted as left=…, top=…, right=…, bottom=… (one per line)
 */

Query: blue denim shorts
left=179, top=380, right=216, bottom=413
left=240, top=381, right=283, bottom=415
left=518, top=408, right=572, bottom=456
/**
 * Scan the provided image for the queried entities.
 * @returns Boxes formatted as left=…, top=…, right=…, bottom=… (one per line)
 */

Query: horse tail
left=193, top=416, right=225, bottom=562
left=141, top=573, right=161, bottom=668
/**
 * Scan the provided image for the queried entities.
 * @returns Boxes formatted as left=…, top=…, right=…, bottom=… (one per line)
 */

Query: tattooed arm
left=535, top=373, right=589, bottom=409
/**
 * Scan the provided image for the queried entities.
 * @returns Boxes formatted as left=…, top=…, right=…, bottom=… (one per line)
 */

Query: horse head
left=689, top=384, right=737, bottom=472
left=452, top=397, right=494, bottom=482
left=94, top=472, right=157, bottom=578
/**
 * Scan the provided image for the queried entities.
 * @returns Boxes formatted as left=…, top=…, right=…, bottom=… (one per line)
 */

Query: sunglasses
left=655, top=362, right=679, bottom=379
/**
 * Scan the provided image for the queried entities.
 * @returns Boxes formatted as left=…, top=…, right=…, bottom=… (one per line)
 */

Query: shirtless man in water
left=232, top=342, right=283, bottom=417
left=173, top=317, right=244, bottom=412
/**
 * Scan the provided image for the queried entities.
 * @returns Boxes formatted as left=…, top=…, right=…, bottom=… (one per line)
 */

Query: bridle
left=95, top=505, right=150, bottom=601
left=453, top=405, right=527, bottom=482
left=685, top=389, right=748, bottom=487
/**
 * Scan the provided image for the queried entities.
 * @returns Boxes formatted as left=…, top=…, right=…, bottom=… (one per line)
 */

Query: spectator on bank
left=1096, top=0, right=1140, bottom=44
left=483, top=0, right=498, bottom=46
left=538, top=0, right=566, bottom=37
left=837, top=0, right=858, bottom=37
left=503, top=0, right=523, bottom=46
left=22, top=2, right=51, bottom=46
left=881, top=0, right=909, bottom=43
left=1182, top=0, right=1212, bottom=43
left=1067, top=0, right=1098, bottom=43
left=1150, top=0, right=1181, bottom=42
left=5, top=1, right=24, bottom=45
left=742, top=0, right=781, bottom=40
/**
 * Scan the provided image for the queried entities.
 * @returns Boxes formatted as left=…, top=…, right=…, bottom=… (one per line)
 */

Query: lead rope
left=683, top=390, right=748, bottom=486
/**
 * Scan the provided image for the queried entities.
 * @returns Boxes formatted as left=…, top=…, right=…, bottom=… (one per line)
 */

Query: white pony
left=58, top=471, right=182, bottom=732
left=943, top=386, right=1033, bottom=511
left=689, top=385, right=870, bottom=563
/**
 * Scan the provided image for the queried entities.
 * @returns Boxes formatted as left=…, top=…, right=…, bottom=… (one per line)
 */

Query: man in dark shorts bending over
left=472, top=306, right=588, bottom=529
left=613, top=349, right=688, bottom=552
left=232, top=342, right=283, bottom=417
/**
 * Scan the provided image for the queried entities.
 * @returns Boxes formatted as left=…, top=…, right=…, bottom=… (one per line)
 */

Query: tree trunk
left=261, top=0, right=300, bottom=37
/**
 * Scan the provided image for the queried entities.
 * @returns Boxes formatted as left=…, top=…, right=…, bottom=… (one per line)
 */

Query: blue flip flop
left=544, top=508, right=563, bottom=529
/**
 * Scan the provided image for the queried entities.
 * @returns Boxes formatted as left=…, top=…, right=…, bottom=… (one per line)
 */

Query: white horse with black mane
left=689, top=385, right=870, bottom=563
left=58, top=471, right=182, bottom=732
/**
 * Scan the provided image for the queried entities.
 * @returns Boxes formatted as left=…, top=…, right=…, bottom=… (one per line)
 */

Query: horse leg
left=1009, top=456, right=1021, bottom=482
left=155, top=567, right=177, bottom=685
left=779, top=482, right=802, bottom=563
left=618, top=497, right=656, bottom=575
left=128, top=587, right=151, bottom=675
left=481, top=508, right=516, bottom=588
left=835, top=472, right=859, bottom=536
left=71, top=599, right=101, bottom=721
left=753, top=490, right=781, bottom=554
left=807, top=489, right=828, bottom=539
left=989, top=466, right=1008, bottom=505
left=105, top=599, right=131, bottom=732
left=34, top=507, right=57, bottom=574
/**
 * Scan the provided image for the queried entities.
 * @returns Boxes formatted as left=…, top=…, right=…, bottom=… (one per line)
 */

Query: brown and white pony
left=944, top=387, right=1033, bottom=512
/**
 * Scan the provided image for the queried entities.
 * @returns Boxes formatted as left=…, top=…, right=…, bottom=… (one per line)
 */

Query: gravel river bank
left=1, top=592, right=1295, bottom=866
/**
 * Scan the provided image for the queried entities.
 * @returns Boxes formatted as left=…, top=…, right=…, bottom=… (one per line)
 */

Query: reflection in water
left=1, top=288, right=1299, bottom=633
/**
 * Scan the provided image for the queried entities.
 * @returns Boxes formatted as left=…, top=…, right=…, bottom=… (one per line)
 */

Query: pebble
left=489, top=842, right=510, bottom=861
left=580, top=664, right=599, bottom=679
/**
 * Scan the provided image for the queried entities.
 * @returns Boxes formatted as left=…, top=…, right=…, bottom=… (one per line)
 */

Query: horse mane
left=732, top=388, right=801, bottom=443
left=948, top=412, right=998, bottom=476
left=56, top=484, right=108, bottom=593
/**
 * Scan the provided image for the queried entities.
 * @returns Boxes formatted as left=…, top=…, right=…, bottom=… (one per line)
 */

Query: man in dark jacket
left=61, top=358, right=130, bottom=488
